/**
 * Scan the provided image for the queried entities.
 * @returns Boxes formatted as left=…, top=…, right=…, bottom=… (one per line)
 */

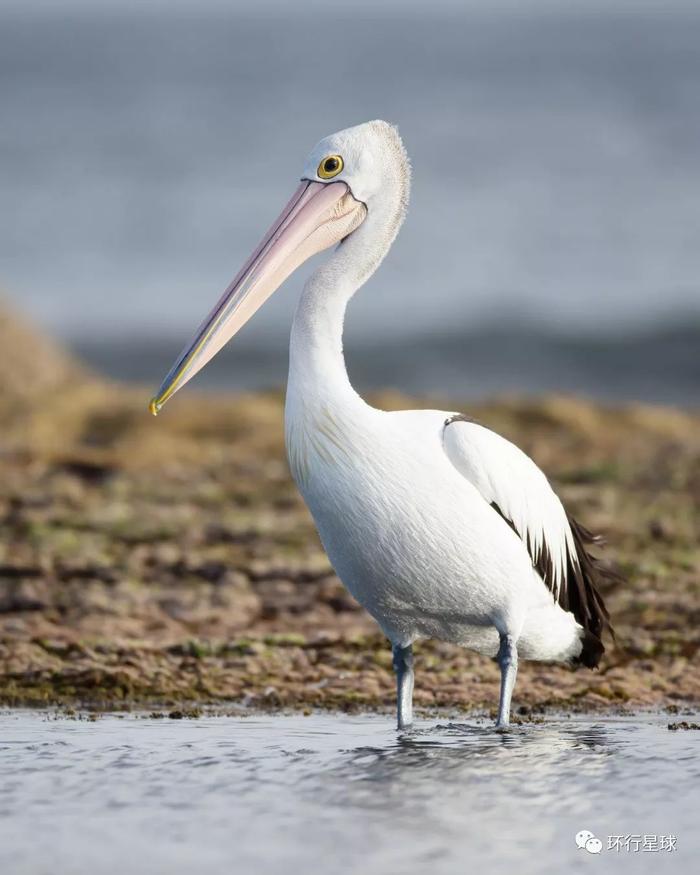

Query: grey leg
left=392, top=643, right=414, bottom=730
left=495, top=633, right=518, bottom=729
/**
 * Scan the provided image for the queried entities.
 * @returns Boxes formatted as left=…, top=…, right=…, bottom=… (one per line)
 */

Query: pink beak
left=149, top=179, right=366, bottom=414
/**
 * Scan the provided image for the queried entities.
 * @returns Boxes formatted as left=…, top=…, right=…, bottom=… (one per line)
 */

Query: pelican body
left=150, top=121, right=614, bottom=729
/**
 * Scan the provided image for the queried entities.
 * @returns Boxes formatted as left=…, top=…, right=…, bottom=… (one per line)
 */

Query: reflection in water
left=299, top=720, right=612, bottom=862
left=0, top=713, right=697, bottom=875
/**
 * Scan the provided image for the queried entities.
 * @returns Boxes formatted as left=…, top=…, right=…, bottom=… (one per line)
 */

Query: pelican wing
left=442, top=414, right=614, bottom=664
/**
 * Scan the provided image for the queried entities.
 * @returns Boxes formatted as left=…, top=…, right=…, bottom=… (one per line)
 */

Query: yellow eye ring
left=317, top=154, right=344, bottom=179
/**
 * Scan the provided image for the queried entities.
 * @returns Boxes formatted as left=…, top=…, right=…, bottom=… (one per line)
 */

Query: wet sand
left=0, top=308, right=698, bottom=715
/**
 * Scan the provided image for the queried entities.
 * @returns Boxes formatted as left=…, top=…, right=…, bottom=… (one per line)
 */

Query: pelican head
left=149, top=119, right=410, bottom=414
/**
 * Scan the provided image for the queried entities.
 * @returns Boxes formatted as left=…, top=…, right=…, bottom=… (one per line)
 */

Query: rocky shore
left=0, top=307, right=698, bottom=715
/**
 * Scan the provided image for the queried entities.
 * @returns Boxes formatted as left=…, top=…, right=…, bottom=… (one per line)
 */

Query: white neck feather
left=287, top=169, right=409, bottom=416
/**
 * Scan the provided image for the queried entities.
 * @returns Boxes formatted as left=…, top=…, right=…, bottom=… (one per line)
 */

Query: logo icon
left=576, top=830, right=603, bottom=854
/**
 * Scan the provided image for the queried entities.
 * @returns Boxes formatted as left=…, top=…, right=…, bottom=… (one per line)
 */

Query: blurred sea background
left=1, top=0, right=699, bottom=404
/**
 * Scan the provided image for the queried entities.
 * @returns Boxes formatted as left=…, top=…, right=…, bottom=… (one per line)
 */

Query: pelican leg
left=495, top=633, right=518, bottom=729
left=392, top=643, right=414, bottom=730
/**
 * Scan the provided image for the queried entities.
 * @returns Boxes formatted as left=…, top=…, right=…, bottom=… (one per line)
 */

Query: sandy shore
left=0, top=308, right=698, bottom=715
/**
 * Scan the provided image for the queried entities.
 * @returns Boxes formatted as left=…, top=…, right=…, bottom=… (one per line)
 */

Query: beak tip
left=148, top=397, right=161, bottom=417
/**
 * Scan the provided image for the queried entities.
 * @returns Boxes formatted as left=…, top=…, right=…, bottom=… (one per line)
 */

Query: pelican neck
left=287, top=177, right=408, bottom=415
left=287, top=261, right=364, bottom=413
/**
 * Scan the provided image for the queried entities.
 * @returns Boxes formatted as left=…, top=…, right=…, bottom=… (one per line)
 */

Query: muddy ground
left=0, top=308, right=698, bottom=716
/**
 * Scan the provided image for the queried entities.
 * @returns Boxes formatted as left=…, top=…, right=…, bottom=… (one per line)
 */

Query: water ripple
left=0, top=712, right=697, bottom=874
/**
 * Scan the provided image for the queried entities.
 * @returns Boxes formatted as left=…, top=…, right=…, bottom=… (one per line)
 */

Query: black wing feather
left=491, top=501, right=618, bottom=668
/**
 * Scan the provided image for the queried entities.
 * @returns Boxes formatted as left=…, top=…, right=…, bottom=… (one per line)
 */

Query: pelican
left=149, top=120, right=614, bottom=730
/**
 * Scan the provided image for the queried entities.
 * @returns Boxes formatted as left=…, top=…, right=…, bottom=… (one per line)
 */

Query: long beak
left=149, top=180, right=366, bottom=414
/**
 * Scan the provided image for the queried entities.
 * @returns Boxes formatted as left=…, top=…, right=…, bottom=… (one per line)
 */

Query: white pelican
left=149, top=120, right=614, bottom=729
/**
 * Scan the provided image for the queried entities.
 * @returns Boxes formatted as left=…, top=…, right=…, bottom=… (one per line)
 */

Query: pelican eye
left=318, top=154, right=344, bottom=179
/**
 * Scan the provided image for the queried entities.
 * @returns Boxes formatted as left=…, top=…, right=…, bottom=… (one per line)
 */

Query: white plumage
left=443, top=415, right=577, bottom=600
left=285, top=403, right=591, bottom=666
left=151, top=119, right=614, bottom=729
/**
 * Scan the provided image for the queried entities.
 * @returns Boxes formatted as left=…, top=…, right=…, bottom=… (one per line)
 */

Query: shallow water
left=0, top=711, right=697, bottom=874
